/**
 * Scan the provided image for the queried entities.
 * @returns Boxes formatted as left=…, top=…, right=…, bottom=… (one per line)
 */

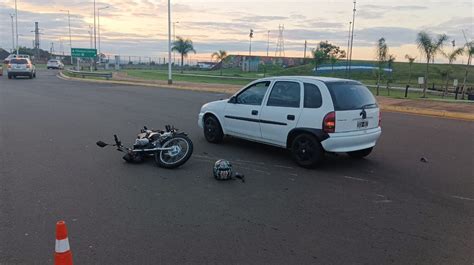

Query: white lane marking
left=374, top=199, right=393, bottom=203
left=451, top=195, right=474, bottom=201
left=343, top=176, right=369, bottom=182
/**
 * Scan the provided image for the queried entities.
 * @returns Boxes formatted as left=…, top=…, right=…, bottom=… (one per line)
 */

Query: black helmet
left=213, top=159, right=233, bottom=180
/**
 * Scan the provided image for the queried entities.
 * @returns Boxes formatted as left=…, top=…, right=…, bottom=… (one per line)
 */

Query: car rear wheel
left=347, top=147, right=373, bottom=159
left=203, top=115, right=224, bottom=143
left=8, top=74, right=12, bottom=79
left=290, top=133, right=324, bottom=168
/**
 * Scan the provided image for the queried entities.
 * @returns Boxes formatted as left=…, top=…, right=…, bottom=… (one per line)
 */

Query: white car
left=198, top=76, right=382, bottom=167
left=7, top=58, right=36, bottom=79
left=47, top=59, right=64, bottom=69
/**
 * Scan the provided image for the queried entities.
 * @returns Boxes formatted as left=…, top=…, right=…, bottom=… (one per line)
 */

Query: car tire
left=8, top=74, right=12, bottom=79
left=203, top=115, right=224, bottom=143
left=290, top=133, right=324, bottom=168
left=28, top=73, right=33, bottom=79
left=347, top=147, right=373, bottom=159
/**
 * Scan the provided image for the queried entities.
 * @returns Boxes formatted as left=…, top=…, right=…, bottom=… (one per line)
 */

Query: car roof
left=257, top=76, right=359, bottom=84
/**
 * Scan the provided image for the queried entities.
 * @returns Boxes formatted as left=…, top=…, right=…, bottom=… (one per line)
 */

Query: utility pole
left=15, top=0, right=19, bottom=55
left=167, top=0, right=172, bottom=84
left=98, top=6, right=110, bottom=56
left=304, top=40, right=307, bottom=58
left=60, top=10, right=73, bottom=64
left=348, top=0, right=356, bottom=77
left=249, top=29, right=254, bottom=56
left=346, top=21, right=352, bottom=75
left=10, top=14, right=15, bottom=53
left=88, top=25, right=93, bottom=48
left=266, top=30, right=270, bottom=57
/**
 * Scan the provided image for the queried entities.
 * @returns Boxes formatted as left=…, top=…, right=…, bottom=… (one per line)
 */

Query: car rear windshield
left=10, top=59, right=28, bottom=64
left=49, top=60, right=58, bottom=63
left=326, top=81, right=377, bottom=111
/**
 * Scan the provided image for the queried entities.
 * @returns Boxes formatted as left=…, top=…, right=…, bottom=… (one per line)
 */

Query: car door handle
left=251, top=110, right=258, bottom=115
left=287, top=115, right=295, bottom=121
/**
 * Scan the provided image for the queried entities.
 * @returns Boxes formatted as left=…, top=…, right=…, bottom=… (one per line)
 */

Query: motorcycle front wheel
left=155, top=135, right=193, bottom=169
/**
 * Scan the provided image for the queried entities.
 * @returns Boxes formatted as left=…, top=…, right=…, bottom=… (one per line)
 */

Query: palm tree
left=172, top=37, right=196, bottom=73
left=375, top=37, right=388, bottom=96
left=211, top=50, right=228, bottom=75
left=442, top=47, right=464, bottom=96
left=404, top=54, right=416, bottom=85
left=416, top=31, right=449, bottom=97
left=460, top=41, right=474, bottom=99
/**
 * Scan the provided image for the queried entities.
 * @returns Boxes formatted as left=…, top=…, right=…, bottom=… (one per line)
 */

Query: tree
left=211, top=50, right=228, bottom=75
left=442, top=47, right=464, bottom=97
left=171, top=37, right=196, bottom=73
left=312, top=41, right=345, bottom=73
left=375, top=37, right=388, bottom=96
left=404, top=54, right=416, bottom=85
left=386, top=54, right=396, bottom=96
left=416, top=31, right=449, bottom=97
left=460, top=41, right=474, bottom=99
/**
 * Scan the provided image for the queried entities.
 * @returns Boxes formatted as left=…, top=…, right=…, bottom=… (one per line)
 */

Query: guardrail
left=63, top=69, right=113, bottom=80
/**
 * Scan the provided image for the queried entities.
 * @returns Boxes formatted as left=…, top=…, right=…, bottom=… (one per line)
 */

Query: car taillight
left=7, top=64, right=11, bottom=69
left=26, top=64, right=30, bottom=68
left=378, top=111, right=381, bottom=127
left=323, top=111, right=336, bottom=133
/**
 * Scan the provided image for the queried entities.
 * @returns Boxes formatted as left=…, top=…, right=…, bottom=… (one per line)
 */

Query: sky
left=0, top=0, right=472, bottom=63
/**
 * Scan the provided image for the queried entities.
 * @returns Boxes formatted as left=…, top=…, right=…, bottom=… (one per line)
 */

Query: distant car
left=7, top=58, right=36, bottom=79
left=198, top=76, right=382, bottom=168
left=0, top=65, right=3, bottom=76
left=47, top=59, right=64, bottom=69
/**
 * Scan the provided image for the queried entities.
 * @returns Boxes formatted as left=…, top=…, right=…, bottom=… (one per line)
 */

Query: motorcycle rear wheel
left=155, top=135, right=193, bottom=169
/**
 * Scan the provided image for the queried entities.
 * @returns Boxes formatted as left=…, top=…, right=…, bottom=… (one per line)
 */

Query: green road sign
left=71, top=48, right=97, bottom=58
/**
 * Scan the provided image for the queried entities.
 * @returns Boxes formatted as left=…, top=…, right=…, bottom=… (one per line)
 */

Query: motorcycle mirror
left=96, top=141, right=108, bottom=148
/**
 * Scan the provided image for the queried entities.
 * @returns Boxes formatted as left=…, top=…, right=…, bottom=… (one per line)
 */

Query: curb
left=58, top=72, right=474, bottom=122
left=380, top=105, right=474, bottom=121
left=58, top=71, right=239, bottom=94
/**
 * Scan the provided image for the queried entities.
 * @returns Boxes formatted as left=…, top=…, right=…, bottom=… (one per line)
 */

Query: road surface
left=1, top=70, right=473, bottom=264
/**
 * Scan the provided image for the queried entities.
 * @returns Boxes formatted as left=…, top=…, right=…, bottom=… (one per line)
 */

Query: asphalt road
left=1, top=70, right=473, bottom=265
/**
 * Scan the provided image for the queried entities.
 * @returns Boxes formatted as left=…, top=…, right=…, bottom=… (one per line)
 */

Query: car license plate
left=357, top=120, right=368, bottom=128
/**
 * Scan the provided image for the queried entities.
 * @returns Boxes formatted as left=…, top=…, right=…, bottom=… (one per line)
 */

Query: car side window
left=236, top=81, right=270, bottom=105
left=303, top=83, right=323, bottom=108
left=267, top=81, right=301, bottom=108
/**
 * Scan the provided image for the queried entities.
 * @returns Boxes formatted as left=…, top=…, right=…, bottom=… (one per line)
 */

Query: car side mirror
left=228, top=96, right=237, bottom=104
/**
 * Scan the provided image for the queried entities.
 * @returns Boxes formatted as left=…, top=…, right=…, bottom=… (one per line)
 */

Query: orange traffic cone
left=54, top=221, right=73, bottom=265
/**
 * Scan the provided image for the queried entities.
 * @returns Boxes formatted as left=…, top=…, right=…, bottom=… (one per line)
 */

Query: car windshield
left=326, top=81, right=377, bottom=111
left=10, top=59, right=28, bottom=64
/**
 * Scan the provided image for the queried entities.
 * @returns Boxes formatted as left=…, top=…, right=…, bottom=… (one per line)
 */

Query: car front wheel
left=203, top=115, right=224, bottom=143
left=347, top=147, right=373, bottom=159
left=290, top=133, right=324, bottom=168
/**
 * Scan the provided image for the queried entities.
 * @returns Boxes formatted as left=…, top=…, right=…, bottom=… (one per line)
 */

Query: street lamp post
left=88, top=25, right=93, bottom=48
left=348, top=0, right=357, bottom=77
left=173, top=21, right=179, bottom=64
left=266, top=30, right=270, bottom=57
left=249, top=29, right=254, bottom=56
left=167, top=0, right=172, bottom=84
left=15, top=0, right=19, bottom=55
left=98, top=6, right=110, bottom=56
left=10, top=14, right=15, bottom=53
left=60, top=9, right=73, bottom=64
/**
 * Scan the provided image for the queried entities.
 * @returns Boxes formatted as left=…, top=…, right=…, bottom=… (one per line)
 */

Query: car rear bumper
left=321, top=127, right=382, bottom=152
left=8, top=70, right=33, bottom=76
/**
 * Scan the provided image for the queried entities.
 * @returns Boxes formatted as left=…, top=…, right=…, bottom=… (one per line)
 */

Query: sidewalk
left=60, top=72, right=474, bottom=121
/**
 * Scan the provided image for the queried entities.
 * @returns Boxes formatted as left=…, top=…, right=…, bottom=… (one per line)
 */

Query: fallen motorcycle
left=96, top=125, right=193, bottom=169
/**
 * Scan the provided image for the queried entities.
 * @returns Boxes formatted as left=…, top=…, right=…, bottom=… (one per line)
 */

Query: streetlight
left=60, top=9, right=73, bottom=64
left=348, top=0, right=357, bottom=77
left=15, top=0, right=19, bottom=55
left=88, top=25, right=93, bottom=48
left=167, top=0, right=172, bottom=84
left=98, top=5, right=110, bottom=56
left=173, top=21, right=179, bottom=64
left=249, top=29, right=254, bottom=56
left=10, top=14, right=15, bottom=53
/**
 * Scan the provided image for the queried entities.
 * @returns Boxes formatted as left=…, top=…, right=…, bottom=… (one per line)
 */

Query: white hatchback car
left=198, top=76, right=382, bottom=167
